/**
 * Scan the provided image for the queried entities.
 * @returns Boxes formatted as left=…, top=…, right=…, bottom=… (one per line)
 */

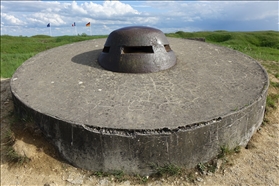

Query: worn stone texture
left=11, top=37, right=268, bottom=175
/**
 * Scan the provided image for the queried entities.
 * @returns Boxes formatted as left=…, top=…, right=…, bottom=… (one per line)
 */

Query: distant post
left=86, top=22, right=91, bottom=35
left=72, top=22, right=77, bottom=35
left=47, top=23, right=52, bottom=36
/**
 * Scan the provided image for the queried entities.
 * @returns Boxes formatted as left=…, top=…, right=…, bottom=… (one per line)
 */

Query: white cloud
left=214, top=1, right=278, bottom=21
left=80, top=1, right=139, bottom=19
left=102, top=1, right=139, bottom=16
left=136, top=16, right=159, bottom=25
left=1, top=13, right=25, bottom=25
left=29, top=12, right=66, bottom=26
left=146, top=1, right=277, bottom=21
left=1, top=1, right=141, bottom=25
left=0, top=1, right=278, bottom=36
left=142, top=1, right=278, bottom=32
left=2, top=1, right=61, bottom=13
left=71, top=1, right=87, bottom=15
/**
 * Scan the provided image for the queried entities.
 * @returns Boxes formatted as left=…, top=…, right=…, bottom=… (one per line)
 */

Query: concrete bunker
left=11, top=26, right=268, bottom=175
left=98, top=26, right=176, bottom=73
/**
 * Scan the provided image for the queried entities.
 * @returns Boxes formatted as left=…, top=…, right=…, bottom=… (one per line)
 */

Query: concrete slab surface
left=11, top=38, right=267, bottom=130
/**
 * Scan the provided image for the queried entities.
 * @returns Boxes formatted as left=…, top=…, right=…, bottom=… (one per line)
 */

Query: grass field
left=166, top=30, right=279, bottom=61
left=1, top=31, right=278, bottom=78
left=0, top=34, right=106, bottom=78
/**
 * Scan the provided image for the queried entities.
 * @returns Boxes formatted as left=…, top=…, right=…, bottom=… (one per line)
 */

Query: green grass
left=166, top=30, right=279, bottom=62
left=155, top=164, right=181, bottom=176
left=260, top=60, right=279, bottom=78
left=1, top=31, right=278, bottom=78
left=266, top=93, right=279, bottom=110
left=196, top=145, right=241, bottom=174
left=197, top=162, right=216, bottom=173
left=1, top=127, right=30, bottom=165
left=217, top=145, right=241, bottom=159
left=1, top=34, right=107, bottom=78
left=5, top=146, right=30, bottom=165
left=270, top=81, right=279, bottom=88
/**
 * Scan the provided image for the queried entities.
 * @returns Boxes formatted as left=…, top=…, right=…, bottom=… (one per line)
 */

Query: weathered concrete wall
left=12, top=88, right=267, bottom=175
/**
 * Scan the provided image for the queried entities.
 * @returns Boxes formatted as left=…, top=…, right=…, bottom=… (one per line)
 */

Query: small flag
left=47, top=23, right=50, bottom=27
left=86, top=22, right=90, bottom=27
left=72, top=22, right=76, bottom=27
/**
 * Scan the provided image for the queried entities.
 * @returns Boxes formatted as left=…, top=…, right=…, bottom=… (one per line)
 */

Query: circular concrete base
left=11, top=38, right=268, bottom=175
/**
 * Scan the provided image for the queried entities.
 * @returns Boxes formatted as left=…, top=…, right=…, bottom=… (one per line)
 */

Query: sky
left=1, top=1, right=278, bottom=36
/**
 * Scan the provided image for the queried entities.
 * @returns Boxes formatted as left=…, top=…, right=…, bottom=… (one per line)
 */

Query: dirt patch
left=1, top=77, right=278, bottom=186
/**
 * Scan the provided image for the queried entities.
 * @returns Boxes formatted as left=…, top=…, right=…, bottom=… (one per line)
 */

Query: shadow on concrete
left=71, top=50, right=104, bottom=70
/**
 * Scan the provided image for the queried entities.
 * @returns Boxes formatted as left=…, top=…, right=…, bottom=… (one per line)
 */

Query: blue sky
left=1, top=1, right=278, bottom=36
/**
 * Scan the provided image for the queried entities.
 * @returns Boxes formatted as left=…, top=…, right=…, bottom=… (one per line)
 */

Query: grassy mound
left=1, top=31, right=278, bottom=78
left=1, top=35, right=106, bottom=77
left=166, top=30, right=279, bottom=61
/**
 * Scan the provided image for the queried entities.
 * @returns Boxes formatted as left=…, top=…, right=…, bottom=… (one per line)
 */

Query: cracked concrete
left=10, top=37, right=268, bottom=175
